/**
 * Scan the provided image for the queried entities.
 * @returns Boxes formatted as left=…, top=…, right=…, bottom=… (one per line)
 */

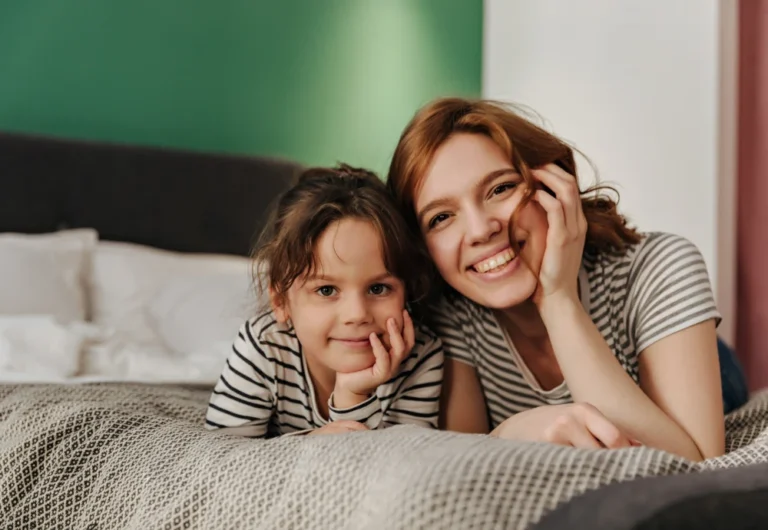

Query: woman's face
left=413, top=133, right=549, bottom=309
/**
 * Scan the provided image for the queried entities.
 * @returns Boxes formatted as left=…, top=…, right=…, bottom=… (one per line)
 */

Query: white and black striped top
left=430, top=232, right=721, bottom=429
left=205, top=312, right=444, bottom=437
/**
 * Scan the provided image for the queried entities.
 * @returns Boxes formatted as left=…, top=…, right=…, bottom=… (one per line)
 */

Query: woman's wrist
left=536, top=289, right=583, bottom=324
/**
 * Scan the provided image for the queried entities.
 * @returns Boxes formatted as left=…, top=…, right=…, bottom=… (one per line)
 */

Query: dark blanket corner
left=532, top=463, right=768, bottom=530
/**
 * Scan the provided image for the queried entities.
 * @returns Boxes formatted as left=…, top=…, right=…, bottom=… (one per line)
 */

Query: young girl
left=205, top=165, right=444, bottom=438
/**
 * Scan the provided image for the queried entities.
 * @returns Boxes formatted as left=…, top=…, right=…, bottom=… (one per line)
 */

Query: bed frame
left=0, top=130, right=302, bottom=256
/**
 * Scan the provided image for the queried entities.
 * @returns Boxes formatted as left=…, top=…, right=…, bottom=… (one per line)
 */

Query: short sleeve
left=626, top=233, right=721, bottom=354
left=428, top=296, right=476, bottom=367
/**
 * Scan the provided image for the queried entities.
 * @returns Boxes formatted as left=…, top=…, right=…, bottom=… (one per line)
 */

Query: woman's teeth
left=474, top=248, right=516, bottom=273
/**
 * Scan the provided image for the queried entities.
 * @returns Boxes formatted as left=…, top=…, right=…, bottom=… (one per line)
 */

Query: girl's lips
left=331, top=334, right=382, bottom=350
left=334, top=338, right=370, bottom=348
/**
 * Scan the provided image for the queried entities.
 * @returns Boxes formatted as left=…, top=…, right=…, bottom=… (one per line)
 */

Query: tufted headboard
left=0, top=131, right=302, bottom=256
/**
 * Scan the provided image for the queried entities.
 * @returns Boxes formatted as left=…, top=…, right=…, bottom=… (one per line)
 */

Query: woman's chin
left=456, top=272, right=537, bottom=310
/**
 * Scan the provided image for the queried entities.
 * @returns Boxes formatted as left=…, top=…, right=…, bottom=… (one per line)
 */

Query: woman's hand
left=490, top=403, right=641, bottom=449
left=333, top=310, right=415, bottom=408
left=531, top=164, right=587, bottom=307
left=307, top=421, right=370, bottom=436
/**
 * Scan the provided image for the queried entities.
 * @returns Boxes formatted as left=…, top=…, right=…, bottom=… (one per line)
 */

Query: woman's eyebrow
left=416, top=167, right=518, bottom=224
left=478, top=168, right=519, bottom=188
left=417, top=196, right=453, bottom=225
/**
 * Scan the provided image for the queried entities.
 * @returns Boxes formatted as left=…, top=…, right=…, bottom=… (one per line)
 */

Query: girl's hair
left=387, top=97, right=641, bottom=258
left=253, top=164, right=432, bottom=308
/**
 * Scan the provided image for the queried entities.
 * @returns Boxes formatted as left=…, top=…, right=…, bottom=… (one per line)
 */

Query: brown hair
left=387, top=97, right=641, bottom=258
left=253, top=164, right=431, bottom=309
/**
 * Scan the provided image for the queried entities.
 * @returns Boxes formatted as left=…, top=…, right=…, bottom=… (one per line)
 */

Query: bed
left=1, top=130, right=768, bottom=529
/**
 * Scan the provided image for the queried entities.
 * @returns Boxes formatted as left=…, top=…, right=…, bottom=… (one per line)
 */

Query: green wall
left=0, top=1, right=482, bottom=174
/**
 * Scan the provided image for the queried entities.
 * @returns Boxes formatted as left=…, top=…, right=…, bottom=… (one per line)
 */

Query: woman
left=387, top=97, right=748, bottom=461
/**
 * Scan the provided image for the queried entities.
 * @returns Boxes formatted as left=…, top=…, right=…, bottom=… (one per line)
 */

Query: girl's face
left=274, top=218, right=406, bottom=376
left=413, top=133, right=549, bottom=309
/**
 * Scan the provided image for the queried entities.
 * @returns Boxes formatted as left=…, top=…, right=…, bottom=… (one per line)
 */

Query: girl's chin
left=333, top=358, right=376, bottom=375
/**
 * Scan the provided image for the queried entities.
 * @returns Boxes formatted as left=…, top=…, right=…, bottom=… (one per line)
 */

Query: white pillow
left=149, top=272, right=256, bottom=355
left=0, top=315, right=99, bottom=379
left=0, top=229, right=97, bottom=323
left=89, top=241, right=261, bottom=352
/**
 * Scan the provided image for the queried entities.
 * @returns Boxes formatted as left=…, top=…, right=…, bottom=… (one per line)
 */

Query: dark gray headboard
left=0, top=131, right=302, bottom=256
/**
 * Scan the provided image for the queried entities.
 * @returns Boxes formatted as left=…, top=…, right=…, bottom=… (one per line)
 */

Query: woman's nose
left=465, top=207, right=502, bottom=245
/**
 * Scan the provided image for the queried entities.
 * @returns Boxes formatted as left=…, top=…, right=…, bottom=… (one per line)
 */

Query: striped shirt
left=430, top=232, right=721, bottom=429
left=205, top=311, right=444, bottom=437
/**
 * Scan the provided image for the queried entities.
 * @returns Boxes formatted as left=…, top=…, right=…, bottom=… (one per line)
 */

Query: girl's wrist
left=332, top=385, right=371, bottom=409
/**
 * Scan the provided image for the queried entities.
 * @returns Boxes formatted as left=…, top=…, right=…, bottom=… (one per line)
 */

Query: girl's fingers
left=369, top=332, right=391, bottom=377
left=387, top=318, right=405, bottom=358
left=402, top=310, right=416, bottom=357
left=334, top=420, right=369, bottom=431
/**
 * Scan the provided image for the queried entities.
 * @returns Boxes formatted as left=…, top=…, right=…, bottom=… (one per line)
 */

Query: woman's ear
left=269, top=288, right=290, bottom=323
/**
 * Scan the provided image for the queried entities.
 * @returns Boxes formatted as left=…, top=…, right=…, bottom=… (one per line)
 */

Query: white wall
left=483, top=0, right=737, bottom=342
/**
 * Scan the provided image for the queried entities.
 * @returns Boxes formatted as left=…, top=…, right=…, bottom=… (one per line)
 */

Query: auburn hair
left=386, top=98, right=640, bottom=258
left=253, top=164, right=432, bottom=309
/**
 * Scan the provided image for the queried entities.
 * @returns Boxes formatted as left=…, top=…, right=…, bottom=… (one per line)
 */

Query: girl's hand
left=307, top=421, right=370, bottom=435
left=530, top=164, right=587, bottom=307
left=334, top=310, right=415, bottom=403
left=491, top=403, right=642, bottom=449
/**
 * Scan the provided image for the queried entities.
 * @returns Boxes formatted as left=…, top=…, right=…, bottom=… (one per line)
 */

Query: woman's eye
left=427, top=213, right=450, bottom=229
left=492, top=182, right=517, bottom=196
left=369, top=284, right=391, bottom=296
left=316, top=286, right=336, bottom=297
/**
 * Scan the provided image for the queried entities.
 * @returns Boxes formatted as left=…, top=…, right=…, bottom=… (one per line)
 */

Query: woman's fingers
left=542, top=404, right=633, bottom=449
left=544, top=415, right=603, bottom=449
left=533, top=189, right=567, bottom=244
left=579, top=404, right=633, bottom=449
left=533, top=164, right=584, bottom=236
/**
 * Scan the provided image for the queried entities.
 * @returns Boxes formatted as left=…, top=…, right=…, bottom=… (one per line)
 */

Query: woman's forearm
left=538, top=293, right=704, bottom=460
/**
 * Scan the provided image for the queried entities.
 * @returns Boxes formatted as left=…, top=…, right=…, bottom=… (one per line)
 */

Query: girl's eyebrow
left=305, top=272, right=394, bottom=283
left=416, top=167, right=518, bottom=224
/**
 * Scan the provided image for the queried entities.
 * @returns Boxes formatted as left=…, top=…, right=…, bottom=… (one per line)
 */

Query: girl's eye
left=316, top=286, right=336, bottom=297
left=369, top=284, right=391, bottom=296
left=427, top=213, right=450, bottom=230
left=491, top=182, right=518, bottom=196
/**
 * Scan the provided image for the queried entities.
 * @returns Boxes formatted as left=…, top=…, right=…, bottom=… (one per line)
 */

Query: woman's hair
left=387, top=97, right=641, bottom=258
left=253, top=164, right=432, bottom=309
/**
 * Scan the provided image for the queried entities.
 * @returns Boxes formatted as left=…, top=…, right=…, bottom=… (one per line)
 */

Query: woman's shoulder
left=614, top=231, right=708, bottom=284
left=583, top=231, right=713, bottom=313
left=586, top=231, right=705, bottom=276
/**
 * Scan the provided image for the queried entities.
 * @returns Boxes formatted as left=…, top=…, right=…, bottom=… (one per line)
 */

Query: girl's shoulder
left=239, top=310, right=300, bottom=358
